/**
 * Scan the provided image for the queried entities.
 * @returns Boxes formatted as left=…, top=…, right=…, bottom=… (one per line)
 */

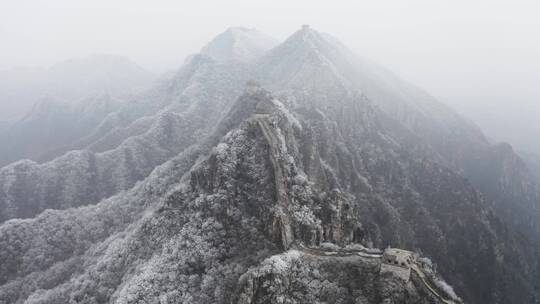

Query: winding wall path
left=297, top=245, right=458, bottom=304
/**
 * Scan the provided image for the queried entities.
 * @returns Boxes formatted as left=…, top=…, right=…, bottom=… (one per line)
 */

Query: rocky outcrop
left=2, top=26, right=540, bottom=304
left=0, top=111, right=199, bottom=222
left=235, top=249, right=451, bottom=304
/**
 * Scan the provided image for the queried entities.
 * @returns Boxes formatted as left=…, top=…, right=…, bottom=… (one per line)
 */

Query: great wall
left=295, top=244, right=461, bottom=304
left=161, top=98, right=462, bottom=304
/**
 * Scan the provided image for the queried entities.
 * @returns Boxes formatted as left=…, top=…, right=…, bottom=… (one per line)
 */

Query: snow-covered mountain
left=1, top=26, right=540, bottom=304
left=200, top=27, right=278, bottom=62
left=261, top=26, right=540, bottom=248
left=0, top=95, right=123, bottom=166
left=0, top=55, right=158, bottom=166
left=0, top=54, right=155, bottom=121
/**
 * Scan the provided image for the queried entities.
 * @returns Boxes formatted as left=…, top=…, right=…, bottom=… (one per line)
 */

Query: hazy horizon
left=2, top=0, right=539, bottom=152
left=3, top=3, right=540, bottom=303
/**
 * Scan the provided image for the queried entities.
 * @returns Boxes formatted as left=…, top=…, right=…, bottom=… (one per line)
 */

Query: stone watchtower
left=380, top=248, right=415, bottom=281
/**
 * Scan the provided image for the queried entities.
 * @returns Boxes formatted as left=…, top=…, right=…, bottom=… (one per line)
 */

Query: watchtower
left=380, top=248, right=415, bottom=281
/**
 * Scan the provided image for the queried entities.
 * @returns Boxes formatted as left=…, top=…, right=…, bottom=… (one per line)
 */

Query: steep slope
left=260, top=26, right=540, bottom=251
left=2, top=87, right=537, bottom=303
left=0, top=111, right=199, bottom=222
left=1, top=26, right=540, bottom=304
left=0, top=55, right=156, bottom=166
left=259, top=26, right=486, bottom=156
left=0, top=54, right=155, bottom=120
left=0, top=88, right=459, bottom=304
left=201, top=27, right=278, bottom=62
left=0, top=28, right=273, bottom=222
left=0, top=28, right=272, bottom=168
left=38, top=53, right=256, bottom=163
left=0, top=95, right=122, bottom=166
left=0, top=56, right=254, bottom=223
left=236, top=248, right=461, bottom=304
left=463, top=143, right=540, bottom=237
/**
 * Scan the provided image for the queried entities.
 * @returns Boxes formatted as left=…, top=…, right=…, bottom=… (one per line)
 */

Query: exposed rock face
left=1, top=26, right=540, bottom=304
left=0, top=56, right=253, bottom=223
left=522, top=150, right=540, bottom=181
left=0, top=88, right=457, bottom=304
left=0, top=111, right=199, bottom=222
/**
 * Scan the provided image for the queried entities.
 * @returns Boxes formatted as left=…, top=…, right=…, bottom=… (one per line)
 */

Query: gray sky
left=1, top=0, right=539, bottom=151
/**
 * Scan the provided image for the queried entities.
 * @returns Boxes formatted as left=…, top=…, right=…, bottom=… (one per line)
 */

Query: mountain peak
left=258, top=25, right=353, bottom=102
left=264, top=25, right=345, bottom=66
left=224, top=26, right=253, bottom=34
left=200, top=27, right=278, bottom=62
left=287, top=24, right=329, bottom=43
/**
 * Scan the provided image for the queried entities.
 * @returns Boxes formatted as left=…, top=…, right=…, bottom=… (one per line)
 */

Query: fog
left=3, top=2, right=540, bottom=302
left=1, top=0, right=539, bottom=152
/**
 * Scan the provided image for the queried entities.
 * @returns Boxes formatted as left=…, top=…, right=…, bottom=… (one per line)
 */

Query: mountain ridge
left=0, top=26, right=539, bottom=303
left=200, top=27, right=278, bottom=62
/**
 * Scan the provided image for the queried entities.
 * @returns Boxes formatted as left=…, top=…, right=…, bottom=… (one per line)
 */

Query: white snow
left=201, top=27, right=278, bottom=62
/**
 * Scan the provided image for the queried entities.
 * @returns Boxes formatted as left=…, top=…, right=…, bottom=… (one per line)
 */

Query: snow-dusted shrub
left=320, top=242, right=341, bottom=251
left=434, top=278, right=461, bottom=301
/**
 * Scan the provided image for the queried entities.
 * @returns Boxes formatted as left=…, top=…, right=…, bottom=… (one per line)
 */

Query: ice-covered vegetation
left=0, top=25, right=539, bottom=304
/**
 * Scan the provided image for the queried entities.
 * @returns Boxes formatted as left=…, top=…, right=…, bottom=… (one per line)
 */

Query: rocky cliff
left=1, top=26, right=540, bottom=304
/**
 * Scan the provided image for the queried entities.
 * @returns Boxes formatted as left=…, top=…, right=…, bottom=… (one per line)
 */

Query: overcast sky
left=1, top=0, right=539, bottom=151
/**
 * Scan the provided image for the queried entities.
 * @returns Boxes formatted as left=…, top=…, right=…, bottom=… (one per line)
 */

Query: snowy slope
left=0, top=54, right=155, bottom=120
left=1, top=26, right=540, bottom=304
left=201, top=27, right=278, bottom=62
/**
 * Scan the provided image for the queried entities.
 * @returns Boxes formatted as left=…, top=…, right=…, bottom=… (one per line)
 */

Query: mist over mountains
left=0, top=26, right=539, bottom=304
left=200, top=27, right=279, bottom=62
left=0, top=54, right=155, bottom=121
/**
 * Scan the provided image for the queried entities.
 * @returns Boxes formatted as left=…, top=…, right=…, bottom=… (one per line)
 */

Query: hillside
left=1, top=26, right=540, bottom=303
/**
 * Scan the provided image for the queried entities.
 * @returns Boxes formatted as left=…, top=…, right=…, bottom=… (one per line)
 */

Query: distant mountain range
left=0, top=54, right=155, bottom=121
left=0, top=26, right=539, bottom=304
left=0, top=54, right=157, bottom=166
left=200, top=26, right=278, bottom=62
